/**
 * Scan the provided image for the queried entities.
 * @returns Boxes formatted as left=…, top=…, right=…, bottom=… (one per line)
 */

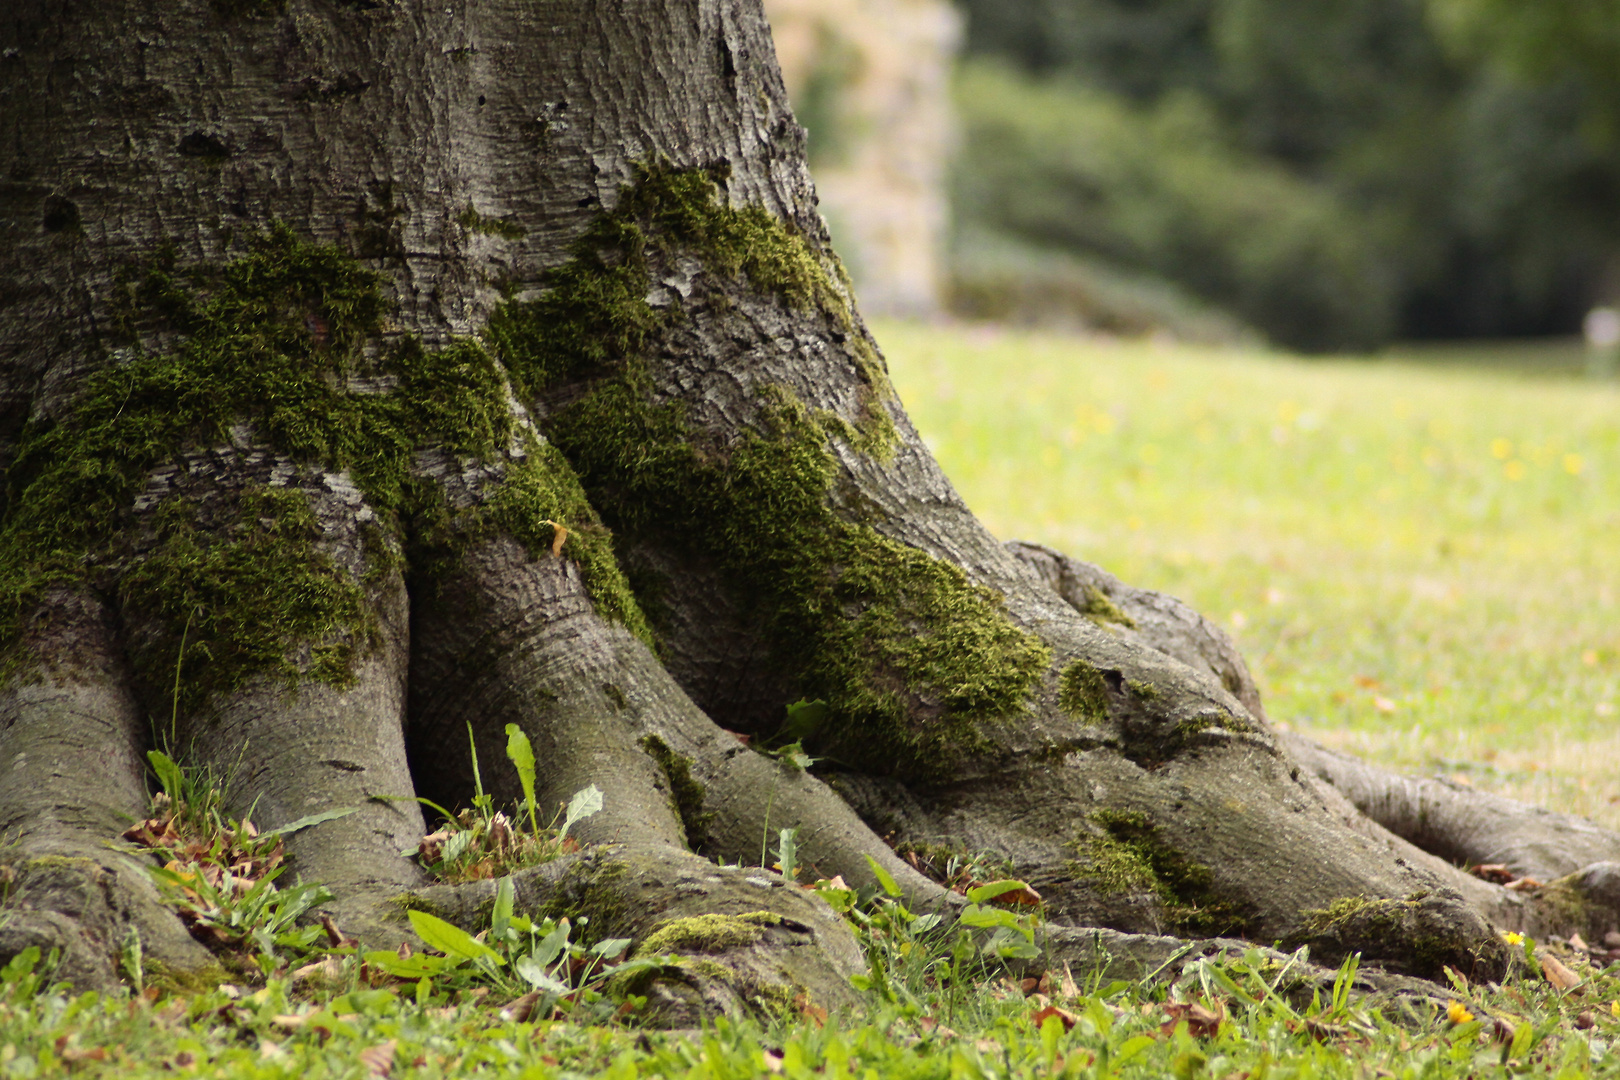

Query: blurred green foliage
left=952, top=0, right=1620, bottom=351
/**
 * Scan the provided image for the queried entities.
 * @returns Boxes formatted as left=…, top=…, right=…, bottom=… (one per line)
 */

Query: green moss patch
left=635, top=912, right=780, bottom=956
left=0, top=225, right=648, bottom=712
left=1058, top=659, right=1110, bottom=725
left=488, top=163, right=1047, bottom=776
left=639, top=735, right=714, bottom=852
left=1068, top=809, right=1245, bottom=935
left=1078, top=584, right=1136, bottom=629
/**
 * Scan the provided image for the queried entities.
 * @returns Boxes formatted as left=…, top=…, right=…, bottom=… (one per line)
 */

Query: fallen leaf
left=1570, top=933, right=1590, bottom=952
left=258, top=1040, right=285, bottom=1060
left=290, top=957, right=346, bottom=985
left=917, top=1016, right=959, bottom=1039
left=60, top=1047, right=107, bottom=1063
left=1031, top=1004, right=1079, bottom=1031
left=1058, top=962, right=1080, bottom=998
left=994, top=884, right=1044, bottom=906
left=1541, top=955, right=1581, bottom=990
left=794, top=993, right=828, bottom=1025
left=359, top=1040, right=396, bottom=1078
left=1576, top=1012, right=1597, bottom=1030
left=321, top=915, right=355, bottom=949
left=1163, top=1000, right=1223, bottom=1038
left=1470, top=864, right=1514, bottom=884
left=272, top=1015, right=307, bottom=1029
left=501, top=991, right=542, bottom=1023
left=545, top=521, right=569, bottom=558
left=1505, top=877, right=1543, bottom=892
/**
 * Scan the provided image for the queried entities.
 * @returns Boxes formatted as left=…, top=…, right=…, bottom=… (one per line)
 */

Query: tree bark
left=2, top=0, right=1618, bottom=1013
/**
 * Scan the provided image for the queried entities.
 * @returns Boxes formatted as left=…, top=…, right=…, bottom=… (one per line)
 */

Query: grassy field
left=875, top=320, right=1620, bottom=826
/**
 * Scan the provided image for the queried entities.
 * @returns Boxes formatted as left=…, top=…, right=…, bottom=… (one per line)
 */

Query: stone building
left=765, top=0, right=959, bottom=317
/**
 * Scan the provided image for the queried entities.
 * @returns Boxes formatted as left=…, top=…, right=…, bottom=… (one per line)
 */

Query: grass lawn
left=7, top=323, right=1620, bottom=1077
left=876, top=320, right=1620, bottom=828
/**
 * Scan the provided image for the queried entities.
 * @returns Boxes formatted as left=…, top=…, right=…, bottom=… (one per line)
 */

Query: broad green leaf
left=504, top=723, right=539, bottom=833
left=776, top=827, right=799, bottom=881
left=1116, top=1035, right=1157, bottom=1064
left=559, top=785, right=603, bottom=842
left=441, top=829, right=474, bottom=865
left=864, top=855, right=902, bottom=898
left=959, top=905, right=1021, bottom=930
left=779, top=699, right=830, bottom=744
left=363, top=950, right=456, bottom=979
left=146, top=751, right=186, bottom=802
left=531, top=920, right=571, bottom=969
left=590, top=937, right=632, bottom=958
left=514, top=956, right=569, bottom=992
left=965, top=879, right=1032, bottom=905
left=268, top=808, right=358, bottom=836
left=466, top=723, right=485, bottom=805
left=408, top=910, right=503, bottom=965
left=492, top=876, right=515, bottom=942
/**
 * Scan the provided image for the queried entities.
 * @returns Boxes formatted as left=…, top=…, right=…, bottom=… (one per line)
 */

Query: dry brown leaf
left=1569, top=933, right=1590, bottom=952
left=794, top=993, right=828, bottom=1026
left=1163, top=1000, right=1224, bottom=1038
left=545, top=521, right=569, bottom=558
left=359, top=1040, right=396, bottom=1078
left=1505, top=878, right=1543, bottom=892
left=1470, top=864, right=1514, bottom=884
left=1541, top=955, right=1581, bottom=990
left=995, top=885, right=1044, bottom=907
left=59, top=1046, right=107, bottom=1063
left=289, top=957, right=346, bottom=985
left=1031, top=1004, right=1079, bottom=1031
left=271, top=1014, right=307, bottom=1029
left=916, top=1016, right=959, bottom=1039
left=1058, top=962, right=1080, bottom=998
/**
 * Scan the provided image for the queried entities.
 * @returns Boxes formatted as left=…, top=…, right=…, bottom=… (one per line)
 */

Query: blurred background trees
left=766, top=0, right=1620, bottom=352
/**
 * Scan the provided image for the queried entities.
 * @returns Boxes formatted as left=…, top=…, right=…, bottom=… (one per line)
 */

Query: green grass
left=876, top=320, right=1620, bottom=827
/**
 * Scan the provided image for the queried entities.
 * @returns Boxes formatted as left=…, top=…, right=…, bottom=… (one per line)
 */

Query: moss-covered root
left=1528, top=862, right=1620, bottom=943
left=135, top=469, right=430, bottom=923
left=1284, top=892, right=1509, bottom=983
left=413, top=844, right=866, bottom=1026
left=0, top=588, right=214, bottom=986
left=405, top=536, right=687, bottom=853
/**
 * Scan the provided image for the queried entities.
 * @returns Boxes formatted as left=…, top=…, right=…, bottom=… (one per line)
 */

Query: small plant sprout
left=123, top=750, right=354, bottom=966
left=407, top=727, right=605, bottom=882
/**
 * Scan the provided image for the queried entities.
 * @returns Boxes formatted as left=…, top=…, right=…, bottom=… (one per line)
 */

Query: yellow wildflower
left=1503, top=932, right=1524, bottom=946
left=1447, top=1001, right=1474, bottom=1025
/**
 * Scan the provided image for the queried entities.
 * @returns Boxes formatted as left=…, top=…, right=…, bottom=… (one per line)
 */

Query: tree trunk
left=2, top=0, right=1618, bottom=1014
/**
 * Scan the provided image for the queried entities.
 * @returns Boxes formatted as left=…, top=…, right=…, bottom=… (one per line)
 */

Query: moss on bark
left=639, top=735, right=714, bottom=852
left=1058, top=659, right=1110, bottom=725
left=491, top=164, right=1048, bottom=776
left=1068, top=809, right=1246, bottom=935
left=0, top=225, right=648, bottom=711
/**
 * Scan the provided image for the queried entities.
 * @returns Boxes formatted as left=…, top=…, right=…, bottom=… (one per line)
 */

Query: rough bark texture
left=3, top=0, right=1620, bottom=1013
